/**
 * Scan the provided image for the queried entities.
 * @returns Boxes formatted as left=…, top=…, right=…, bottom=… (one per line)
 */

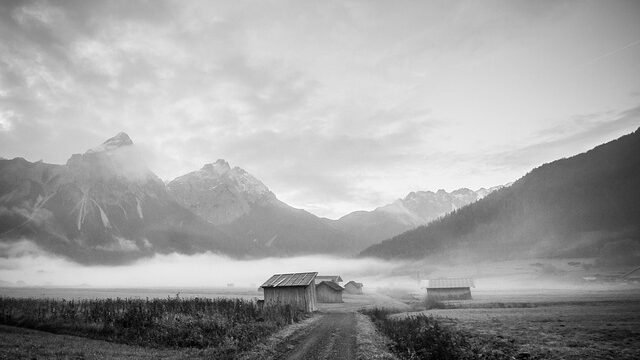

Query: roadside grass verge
left=355, top=312, right=398, bottom=360
left=0, top=296, right=306, bottom=359
left=362, top=308, right=517, bottom=360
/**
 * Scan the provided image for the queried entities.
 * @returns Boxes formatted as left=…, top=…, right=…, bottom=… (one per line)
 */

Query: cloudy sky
left=1, top=0, right=639, bottom=219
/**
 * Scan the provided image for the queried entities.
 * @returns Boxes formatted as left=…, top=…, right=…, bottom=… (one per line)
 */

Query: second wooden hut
left=344, top=281, right=364, bottom=295
left=316, top=281, right=344, bottom=303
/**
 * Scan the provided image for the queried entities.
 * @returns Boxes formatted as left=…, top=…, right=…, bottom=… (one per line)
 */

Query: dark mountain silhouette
left=360, top=128, right=640, bottom=266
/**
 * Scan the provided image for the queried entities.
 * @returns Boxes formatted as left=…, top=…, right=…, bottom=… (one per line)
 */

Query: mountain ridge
left=167, top=159, right=359, bottom=255
left=0, top=133, right=234, bottom=264
left=359, top=127, right=640, bottom=265
left=325, top=185, right=505, bottom=248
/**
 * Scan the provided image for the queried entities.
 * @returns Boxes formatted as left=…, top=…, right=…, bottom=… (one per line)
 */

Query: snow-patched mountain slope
left=0, top=133, right=232, bottom=264
left=327, top=186, right=505, bottom=248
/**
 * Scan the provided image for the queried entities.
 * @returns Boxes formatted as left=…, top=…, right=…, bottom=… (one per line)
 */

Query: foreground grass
left=354, top=312, right=398, bottom=360
left=362, top=308, right=517, bottom=360
left=0, top=296, right=305, bottom=359
left=0, top=324, right=190, bottom=360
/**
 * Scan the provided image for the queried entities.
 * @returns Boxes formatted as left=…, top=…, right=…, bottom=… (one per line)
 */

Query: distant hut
left=314, top=275, right=343, bottom=284
left=260, top=272, right=318, bottom=312
left=426, top=278, right=474, bottom=300
left=344, top=281, right=364, bottom=295
left=316, top=281, right=344, bottom=303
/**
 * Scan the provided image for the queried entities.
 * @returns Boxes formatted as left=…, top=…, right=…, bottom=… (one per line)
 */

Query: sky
left=0, top=0, right=639, bottom=219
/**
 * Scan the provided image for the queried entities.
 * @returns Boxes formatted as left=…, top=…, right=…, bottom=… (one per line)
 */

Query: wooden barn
left=426, top=278, right=474, bottom=300
left=260, top=272, right=318, bottom=312
left=344, top=281, right=364, bottom=295
left=314, top=275, right=343, bottom=284
left=316, top=281, right=344, bottom=303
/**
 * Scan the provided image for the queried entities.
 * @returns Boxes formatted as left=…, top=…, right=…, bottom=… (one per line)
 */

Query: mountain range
left=360, top=127, right=640, bottom=266
left=0, top=132, right=492, bottom=263
left=167, top=160, right=355, bottom=255
left=325, top=186, right=504, bottom=246
left=7, top=128, right=634, bottom=266
left=0, top=133, right=236, bottom=264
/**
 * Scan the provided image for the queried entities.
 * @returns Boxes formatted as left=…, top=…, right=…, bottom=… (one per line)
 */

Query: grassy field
left=0, top=295, right=307, bottom=359
left=0, top=286, right=263, bottom=301
left=1, top=287, right=638, bottom=359
left=0, top=324, right=190, bottom=359
left=392, top=289, right=640, bottom=360
left=364, top=307, right=516, bottom=359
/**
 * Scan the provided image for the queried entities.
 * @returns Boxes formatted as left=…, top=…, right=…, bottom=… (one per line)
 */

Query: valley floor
left=0, top=293, right=398, bottom=360
left=1, top=288, right=639, bottom=359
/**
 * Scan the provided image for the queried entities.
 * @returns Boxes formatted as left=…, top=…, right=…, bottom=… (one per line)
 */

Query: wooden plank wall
left=264, top=285, right=317, bottom=312
left=316, top=284, right=343, bottom=303
left=426, top=287, right=472, bottom=300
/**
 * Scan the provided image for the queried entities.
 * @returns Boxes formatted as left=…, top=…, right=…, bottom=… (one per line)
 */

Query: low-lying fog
left=1, top=240, right=637, bottom=293
left=0, top=240, right=402, bottom=288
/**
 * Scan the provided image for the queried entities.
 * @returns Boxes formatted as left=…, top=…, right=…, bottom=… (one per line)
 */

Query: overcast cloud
left=1, top=0, right=639, bottom=218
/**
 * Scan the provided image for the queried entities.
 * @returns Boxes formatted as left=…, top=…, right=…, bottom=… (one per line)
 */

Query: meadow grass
left=362, top=308, right=517, bottom=360
left=0, top=296, right=305, bottom=359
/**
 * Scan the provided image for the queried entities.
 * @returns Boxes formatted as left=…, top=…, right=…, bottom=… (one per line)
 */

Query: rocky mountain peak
left=168, top=161, right=277, bottom=225
left=202, top=159, right=231, bottom=174
left=86, top=132, right=134, bottom=154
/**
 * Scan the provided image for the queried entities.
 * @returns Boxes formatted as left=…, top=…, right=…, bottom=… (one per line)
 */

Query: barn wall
left=307, top=283, right=317, bottom=311
left=316, top=284, right=343, bottom=303
left=426, top=287, right=472, bottom=300
left=263, top=285, right=317, bottom=312
left=344, top=284, right=363, bottom=295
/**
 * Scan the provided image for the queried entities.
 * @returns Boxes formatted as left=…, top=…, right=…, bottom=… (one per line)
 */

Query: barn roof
left=427, top=278, right=474, bottom=289
left=317, top=281, right=344, bottom=292
left=316, top=275, right=343, bottom=282
left=345, top=281, right=363, bottom=288
left=261, top=272, right=317, bottom=288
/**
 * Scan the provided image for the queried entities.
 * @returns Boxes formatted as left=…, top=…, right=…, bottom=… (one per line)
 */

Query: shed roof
left=316, top=275, right=343, bottom=282
left=345, top=281, right=363, bottom=288
left=427, top=278, right=474, bottom=289
left=261, top=272, right=317, bottom=288
left=317, top=281, right=344, bottom=292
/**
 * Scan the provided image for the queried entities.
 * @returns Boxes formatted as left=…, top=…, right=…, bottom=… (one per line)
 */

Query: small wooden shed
left=426, top=278, right=474, bottom=300
left=344, top=281, right=364, bottom=295
left=260, top=272, right=318, bottom=312
left=314, top=275, right=343, bottom=284
left=316, top=281, right=344, bottom=303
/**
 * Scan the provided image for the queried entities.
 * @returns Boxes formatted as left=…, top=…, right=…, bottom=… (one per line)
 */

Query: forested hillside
left=360, top=128, right=640, bottom=265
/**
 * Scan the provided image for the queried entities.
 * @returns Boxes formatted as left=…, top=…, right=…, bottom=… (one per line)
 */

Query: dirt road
left=274, top=312, right=356, bottom=360
left=239, top=293, right=402, bottom=360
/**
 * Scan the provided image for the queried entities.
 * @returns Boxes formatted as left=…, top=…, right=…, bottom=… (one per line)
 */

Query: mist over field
left=0, top=240, right=402, bottom=288
left=2, top=240, right=636, bottom=293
